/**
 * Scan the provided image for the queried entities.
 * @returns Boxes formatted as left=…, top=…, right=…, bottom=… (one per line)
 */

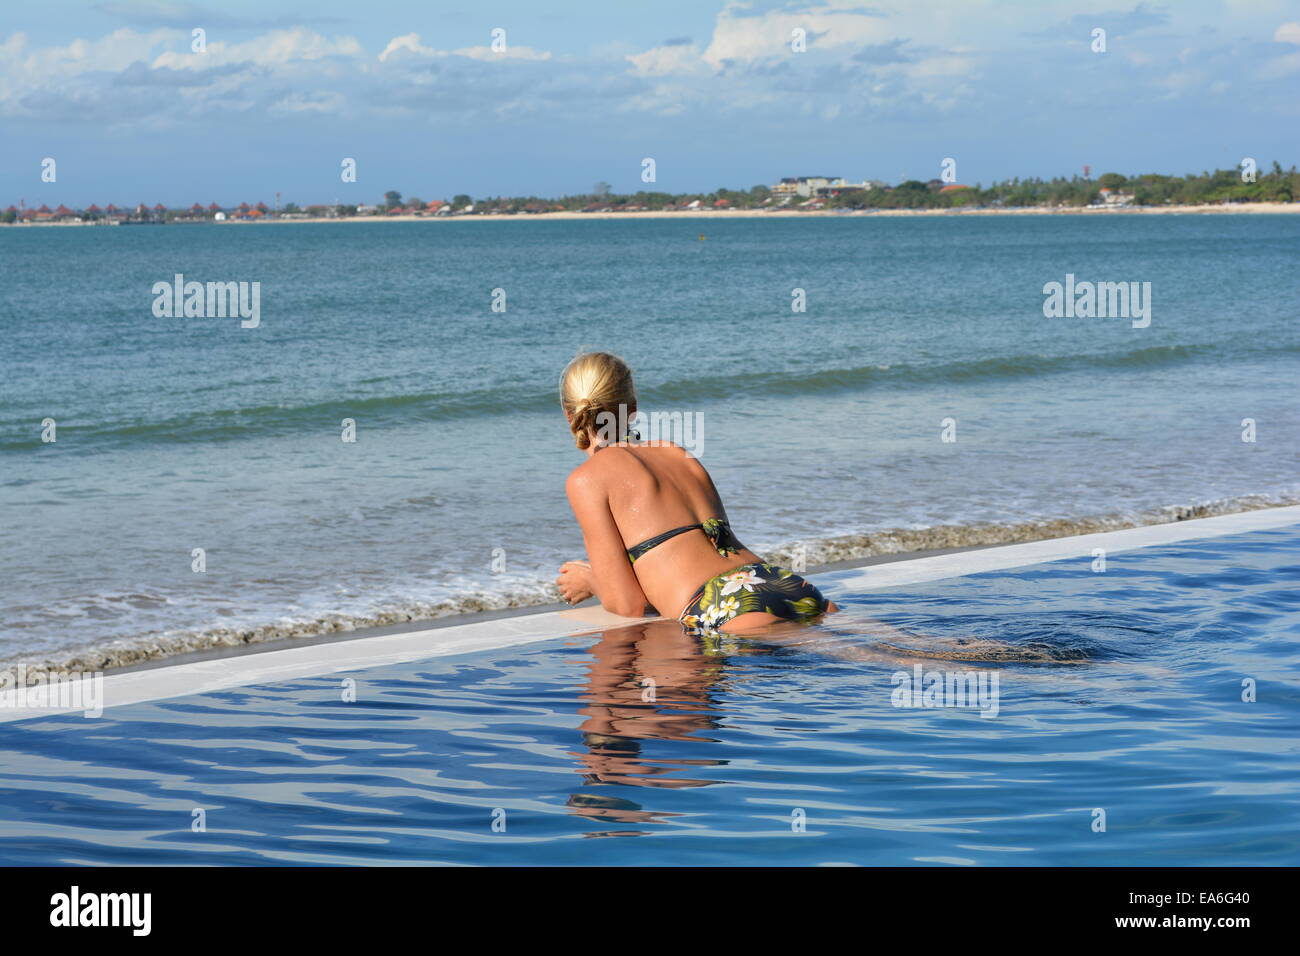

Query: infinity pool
left=1, top=524, right=1297, bottom=865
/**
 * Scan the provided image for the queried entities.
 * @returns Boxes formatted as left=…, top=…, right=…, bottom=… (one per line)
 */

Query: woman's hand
left=556, top=561, right=594, bottom=605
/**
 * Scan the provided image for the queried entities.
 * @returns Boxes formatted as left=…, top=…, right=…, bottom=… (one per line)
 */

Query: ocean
left=1, top=213, right=1297, bottom=668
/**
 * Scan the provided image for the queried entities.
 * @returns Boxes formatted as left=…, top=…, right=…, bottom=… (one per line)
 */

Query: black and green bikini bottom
left=679, top=562, right=830, bottom=635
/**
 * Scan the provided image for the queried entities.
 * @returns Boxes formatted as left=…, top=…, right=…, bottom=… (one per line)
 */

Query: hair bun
left=559, top=352, right=636, bottom=451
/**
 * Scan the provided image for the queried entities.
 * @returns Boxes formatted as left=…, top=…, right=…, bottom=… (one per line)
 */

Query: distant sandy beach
left=327, top=202, right=1300, bottom=223
left=6, top=201, right=1298, bottom=227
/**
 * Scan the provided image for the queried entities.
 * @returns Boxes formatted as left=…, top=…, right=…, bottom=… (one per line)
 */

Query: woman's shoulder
left=638, top=439, right=695, bottom=458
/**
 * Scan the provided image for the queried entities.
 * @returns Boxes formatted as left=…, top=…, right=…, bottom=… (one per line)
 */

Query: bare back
left=570, top=441, right=762, bottom=618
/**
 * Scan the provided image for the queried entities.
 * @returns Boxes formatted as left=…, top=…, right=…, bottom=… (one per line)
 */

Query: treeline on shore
left=840, top=163, right=1297, bottom=210
left=5, top=163, right=1295, bottom=222
left=459, top=162, right=1299, bottom=212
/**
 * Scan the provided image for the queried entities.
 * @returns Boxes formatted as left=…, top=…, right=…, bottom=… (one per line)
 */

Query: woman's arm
left=563, top=468, right=652, bottom=618
left=556, top=559, right=593, bottom=604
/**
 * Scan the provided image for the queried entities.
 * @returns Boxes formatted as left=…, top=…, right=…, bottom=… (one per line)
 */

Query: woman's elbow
left=602, top=596, right=646, bottom=619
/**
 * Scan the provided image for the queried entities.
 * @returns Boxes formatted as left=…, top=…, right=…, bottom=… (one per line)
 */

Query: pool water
left=0, top=525, right=1297, bottom=865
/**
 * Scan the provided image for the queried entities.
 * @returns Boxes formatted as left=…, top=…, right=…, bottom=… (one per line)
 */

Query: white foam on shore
left=14, top=491, right=1296, bottom=675
left=2, top=504, right=1297, bottom=722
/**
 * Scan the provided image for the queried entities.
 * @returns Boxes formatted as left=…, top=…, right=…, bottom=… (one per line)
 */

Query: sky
left=2, top=0, right=1298, bottom=205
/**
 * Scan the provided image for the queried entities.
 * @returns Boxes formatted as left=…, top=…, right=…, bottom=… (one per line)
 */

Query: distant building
left=772, top=178, right=800, bottom=198
left=1098, top=187, right=1134, bottom=207
left=772, top=176, right=843, bottom=198
left=773, top=176, right=877, bottom=200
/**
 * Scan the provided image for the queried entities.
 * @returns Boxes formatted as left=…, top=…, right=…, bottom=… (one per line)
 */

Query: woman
left=554, top=352, right=835, bottom=635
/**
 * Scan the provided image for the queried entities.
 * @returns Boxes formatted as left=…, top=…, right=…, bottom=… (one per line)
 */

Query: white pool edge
left=4, top=504, right=1297, bottom=722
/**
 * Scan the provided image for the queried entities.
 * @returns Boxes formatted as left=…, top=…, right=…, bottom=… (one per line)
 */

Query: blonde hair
left=559, top=351, right=636, bottom=450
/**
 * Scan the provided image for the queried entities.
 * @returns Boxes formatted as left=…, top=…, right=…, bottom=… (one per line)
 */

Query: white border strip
left=3, top=505, right=1296, bottom=722
left=823, top=504, right=1300, bottom=592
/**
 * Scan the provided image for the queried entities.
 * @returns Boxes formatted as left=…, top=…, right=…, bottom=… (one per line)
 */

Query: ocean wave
left=657, top=342, right=1233, bottom=402
left=10, top=491, right=1296, bottom=675
left=5, top=340, right=1289, bottom=453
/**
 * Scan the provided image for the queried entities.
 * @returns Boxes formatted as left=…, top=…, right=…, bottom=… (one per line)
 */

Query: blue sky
left=3, top=0, right=1298, bottom=205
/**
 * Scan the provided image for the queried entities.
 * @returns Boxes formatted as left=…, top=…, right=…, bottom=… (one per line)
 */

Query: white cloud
left=152, top=28, right=362, bottom=69
left=0, top=4, right=1291, bottom=135
left=378, top=33, right=434, bottom=62
left=1275, top=22, right=1300, bottom=44
left=377, top=32, right=551, bottom=63
left=702, top=1, right=888, bottom=68
left=2, top=28, right=178, bottom=81
left=626, top=43, right=706, bottom=77
left=451, top=45, right=551, bottom=62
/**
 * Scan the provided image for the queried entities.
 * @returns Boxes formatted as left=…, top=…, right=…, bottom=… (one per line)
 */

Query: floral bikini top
left=626, top=517, right=745, bottom=563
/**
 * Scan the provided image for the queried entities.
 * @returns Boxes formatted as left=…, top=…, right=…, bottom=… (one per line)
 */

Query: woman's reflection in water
left=562, top=608, right=1090, bottom=832
left=562, top=612, right=953, bottom=829
left=566, top=618, right=765, bottom=830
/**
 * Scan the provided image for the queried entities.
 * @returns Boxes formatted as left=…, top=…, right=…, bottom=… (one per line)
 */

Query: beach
left=5, top=200, right=1298, bottom=228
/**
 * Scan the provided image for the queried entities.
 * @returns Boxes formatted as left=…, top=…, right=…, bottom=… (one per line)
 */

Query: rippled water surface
left=0, top=525, right=1296, bottom=865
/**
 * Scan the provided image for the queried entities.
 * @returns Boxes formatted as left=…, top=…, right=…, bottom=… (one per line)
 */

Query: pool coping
left=3, top=504, right=1297, bottom=722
